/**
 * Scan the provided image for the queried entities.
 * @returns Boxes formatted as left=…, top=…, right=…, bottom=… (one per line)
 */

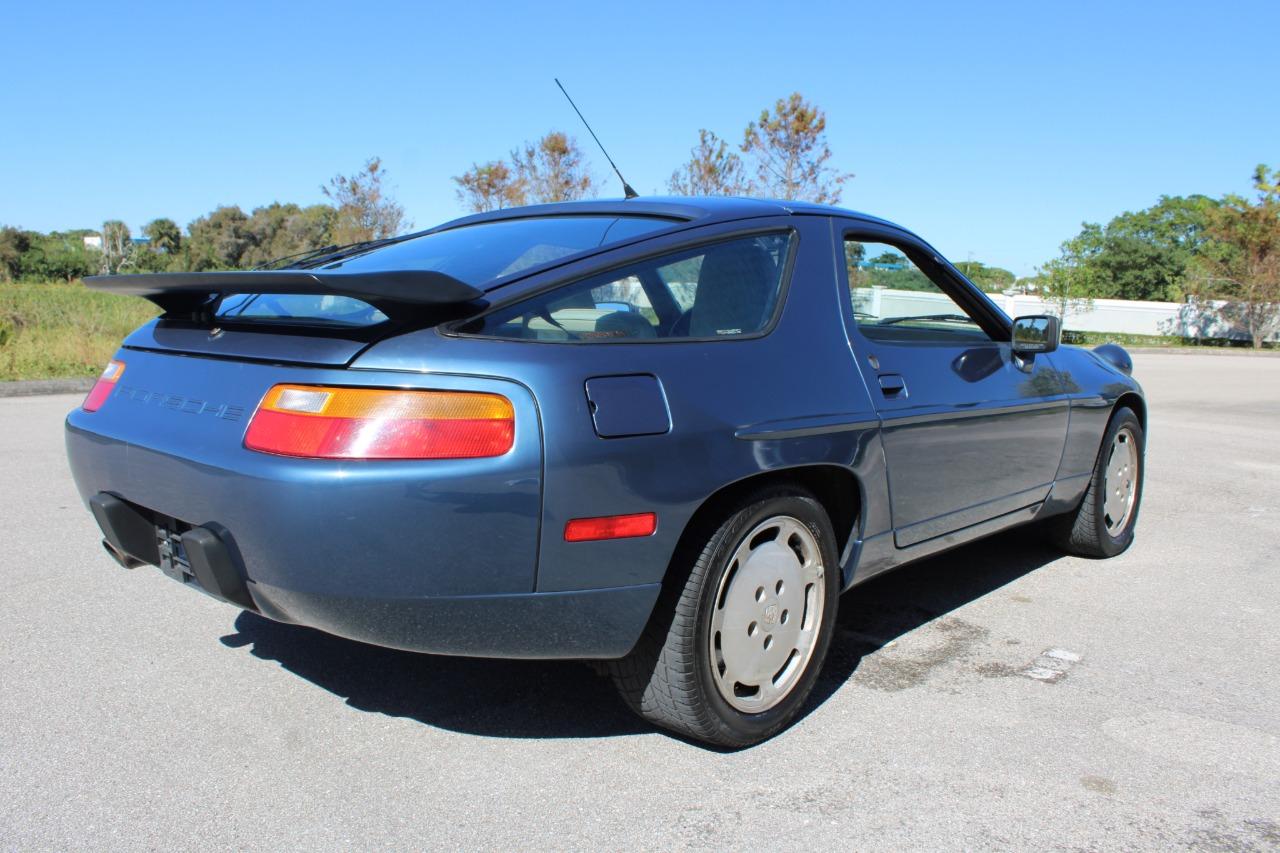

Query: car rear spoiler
left=84, top=270, right=486, bottom=323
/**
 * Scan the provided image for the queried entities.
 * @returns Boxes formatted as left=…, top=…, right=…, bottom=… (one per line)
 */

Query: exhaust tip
left=102, top=539, right=144, bottom=570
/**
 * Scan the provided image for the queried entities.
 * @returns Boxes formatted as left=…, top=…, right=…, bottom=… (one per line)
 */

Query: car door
left=836, top=223, right=1070, bottom=547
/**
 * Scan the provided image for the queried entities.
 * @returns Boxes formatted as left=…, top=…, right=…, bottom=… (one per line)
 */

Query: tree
left=955, top=260, right=1016, bottom=292
left=741, top=93, right=852, bottom=203
left=511, top=132, right=595, bottom=203
left=844, top=239, right=866, bottom=285
left=1038, top=234, right=1100, bottom=322
left=864, top=249, right=932, bottom=291
left=1194, top=164, right=1280, bottom=348
left=184, top=205, right=253, bottom=270
left=239, top=202, right=335, bottom=268
left=18, top=231, right=96, bottom=282
left=0, top=226, right=32, bottom=281
left=453, top=161, right=527, bottom=212
left=282, top=204, right=337, bottom=259
left=667, top=129, right=750, bottom=196
left=322, top=157, right=408, bottom=245
left=99, top=220, right=133, bottom=275
left=1052, top=195, right=1219, bottom=302
left=142, top=218, right=182, bottom=255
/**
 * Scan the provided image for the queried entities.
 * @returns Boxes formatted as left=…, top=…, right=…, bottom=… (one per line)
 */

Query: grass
left=0, top=282, right=157, bottom=381
left=1062, top=329, right=1274, bottom=349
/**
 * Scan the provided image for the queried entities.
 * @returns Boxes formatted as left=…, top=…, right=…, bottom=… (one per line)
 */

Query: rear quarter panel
left=356, top=215, right=889, bottom=593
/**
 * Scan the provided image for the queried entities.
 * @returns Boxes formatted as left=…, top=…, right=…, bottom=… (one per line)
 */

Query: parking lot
left=1, top=351, right=1277, bottom=851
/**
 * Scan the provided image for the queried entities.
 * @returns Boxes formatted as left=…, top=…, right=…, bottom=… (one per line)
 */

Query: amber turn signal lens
left=244, top=385, right=515, bottom=460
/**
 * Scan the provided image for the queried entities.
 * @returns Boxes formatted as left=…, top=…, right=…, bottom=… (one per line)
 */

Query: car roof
left=429, top=196, right=906, bottom=233
left=311, top=197, right=927, bottom=303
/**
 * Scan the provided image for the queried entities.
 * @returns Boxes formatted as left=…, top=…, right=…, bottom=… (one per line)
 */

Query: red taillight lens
left=244, top=385, right=515, bottom=460
left=82, top=360, right=125, bottom=412
left=564, top=512, right=657, bottom=543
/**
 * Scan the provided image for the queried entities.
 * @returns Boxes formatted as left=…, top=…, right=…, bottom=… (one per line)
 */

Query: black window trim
left=442, top=224, right=801, bottom=346
left=835, top=220, right=1012, bottom=346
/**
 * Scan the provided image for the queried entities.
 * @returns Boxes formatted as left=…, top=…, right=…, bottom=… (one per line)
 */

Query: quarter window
left=459, top=233, right=792, bottom=341
left=844, top=239, right=991, bottom=343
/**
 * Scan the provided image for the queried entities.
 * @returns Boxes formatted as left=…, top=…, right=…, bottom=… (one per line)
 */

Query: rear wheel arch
left=613, top=479, right=846, bottom=745
left=666, top=465, right=861, bottom=590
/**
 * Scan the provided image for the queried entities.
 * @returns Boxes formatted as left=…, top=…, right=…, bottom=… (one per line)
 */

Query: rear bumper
left=67, top=383, right=659, bottom=659
left=248, top=577, right=660, bottom=659
left=83, top=485, right=659, bottom=659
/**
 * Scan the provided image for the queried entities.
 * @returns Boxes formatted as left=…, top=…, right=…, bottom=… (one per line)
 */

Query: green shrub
left=0, top=282, right=157, bottom=380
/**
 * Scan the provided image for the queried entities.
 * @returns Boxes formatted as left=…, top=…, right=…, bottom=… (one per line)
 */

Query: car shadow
left=219, top=525, right=1064, bottom=742
left=807, top=525, right=1064, bottom=712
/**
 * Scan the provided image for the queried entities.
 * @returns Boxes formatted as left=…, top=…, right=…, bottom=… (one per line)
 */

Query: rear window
left=216, top=215, right=675, bottom=327
left=217, top=294, right=388, bottom=326
left=455, top=233, right=793, bottom=342
left=320, top=215, right=675, bottom=283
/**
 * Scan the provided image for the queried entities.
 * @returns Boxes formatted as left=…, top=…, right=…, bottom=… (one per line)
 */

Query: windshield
left=319, top=215, right=676, bottom=283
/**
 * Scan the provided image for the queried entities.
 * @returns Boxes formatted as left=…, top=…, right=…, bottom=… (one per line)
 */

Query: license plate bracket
left=155, top=525, right=191, bottom=582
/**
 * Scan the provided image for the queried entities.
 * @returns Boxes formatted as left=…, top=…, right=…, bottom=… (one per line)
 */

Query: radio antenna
left=555, top=78, right=638, bottom=199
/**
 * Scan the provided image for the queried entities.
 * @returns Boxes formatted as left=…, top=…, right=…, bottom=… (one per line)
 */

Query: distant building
left=81, top=234, right=148, bottom=250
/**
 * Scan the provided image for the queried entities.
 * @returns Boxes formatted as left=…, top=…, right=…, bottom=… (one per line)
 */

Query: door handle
left=878, top=373, right=907, bottom=398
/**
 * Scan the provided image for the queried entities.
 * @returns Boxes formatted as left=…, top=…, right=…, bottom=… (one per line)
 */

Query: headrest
left=593, top=310, right=656, bottom=339
left=689, top=242, right=778, bottom=337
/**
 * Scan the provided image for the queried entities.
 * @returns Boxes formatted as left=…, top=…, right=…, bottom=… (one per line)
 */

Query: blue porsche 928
left=68, top=198, right=1145, bottom=746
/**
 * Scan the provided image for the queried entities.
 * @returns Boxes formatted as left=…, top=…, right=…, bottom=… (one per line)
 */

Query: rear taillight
left=244, top=384, right=515, bottom=460
left=82, top=360, right=125, bottom=412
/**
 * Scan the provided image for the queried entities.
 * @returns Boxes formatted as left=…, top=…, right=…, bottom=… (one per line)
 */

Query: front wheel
left=1051, top=406, right=1145, bottom=557
left=609, top=488, right=840, bottom=747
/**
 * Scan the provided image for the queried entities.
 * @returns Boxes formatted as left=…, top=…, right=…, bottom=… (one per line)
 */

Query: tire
left=1050, top=406, right=1145, bottom=558
left=609, top=487, right=841, bottom=747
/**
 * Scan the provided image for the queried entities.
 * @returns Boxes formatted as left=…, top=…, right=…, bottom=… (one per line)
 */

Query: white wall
left=994, top=293, right=1275, bottom=342
left=854, top=286, right=1276, bottom=342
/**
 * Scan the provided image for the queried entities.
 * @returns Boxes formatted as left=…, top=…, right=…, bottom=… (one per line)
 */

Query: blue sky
left=3, top=0, right=1276, bottom=276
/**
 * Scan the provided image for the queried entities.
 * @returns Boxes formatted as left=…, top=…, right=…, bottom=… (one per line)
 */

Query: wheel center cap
left=763, top=603, right=779, bottom=625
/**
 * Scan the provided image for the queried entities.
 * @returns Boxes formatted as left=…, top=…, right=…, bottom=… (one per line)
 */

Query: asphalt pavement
left=1, top=352, right=1277, bottom=851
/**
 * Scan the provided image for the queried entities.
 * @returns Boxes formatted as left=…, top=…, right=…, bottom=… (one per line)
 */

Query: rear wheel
left=609, top=488, right=840, bottom=747
left=1051, top=406, right=1145, bottom=557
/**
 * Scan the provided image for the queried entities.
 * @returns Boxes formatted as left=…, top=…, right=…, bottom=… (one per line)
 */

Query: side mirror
left=1011, top=314, right=1060, bottom=355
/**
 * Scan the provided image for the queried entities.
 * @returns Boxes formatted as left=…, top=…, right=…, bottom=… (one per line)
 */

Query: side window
left=459, top=233, right=792, bottom=341
left=845, top=238, right=991, bottom=343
